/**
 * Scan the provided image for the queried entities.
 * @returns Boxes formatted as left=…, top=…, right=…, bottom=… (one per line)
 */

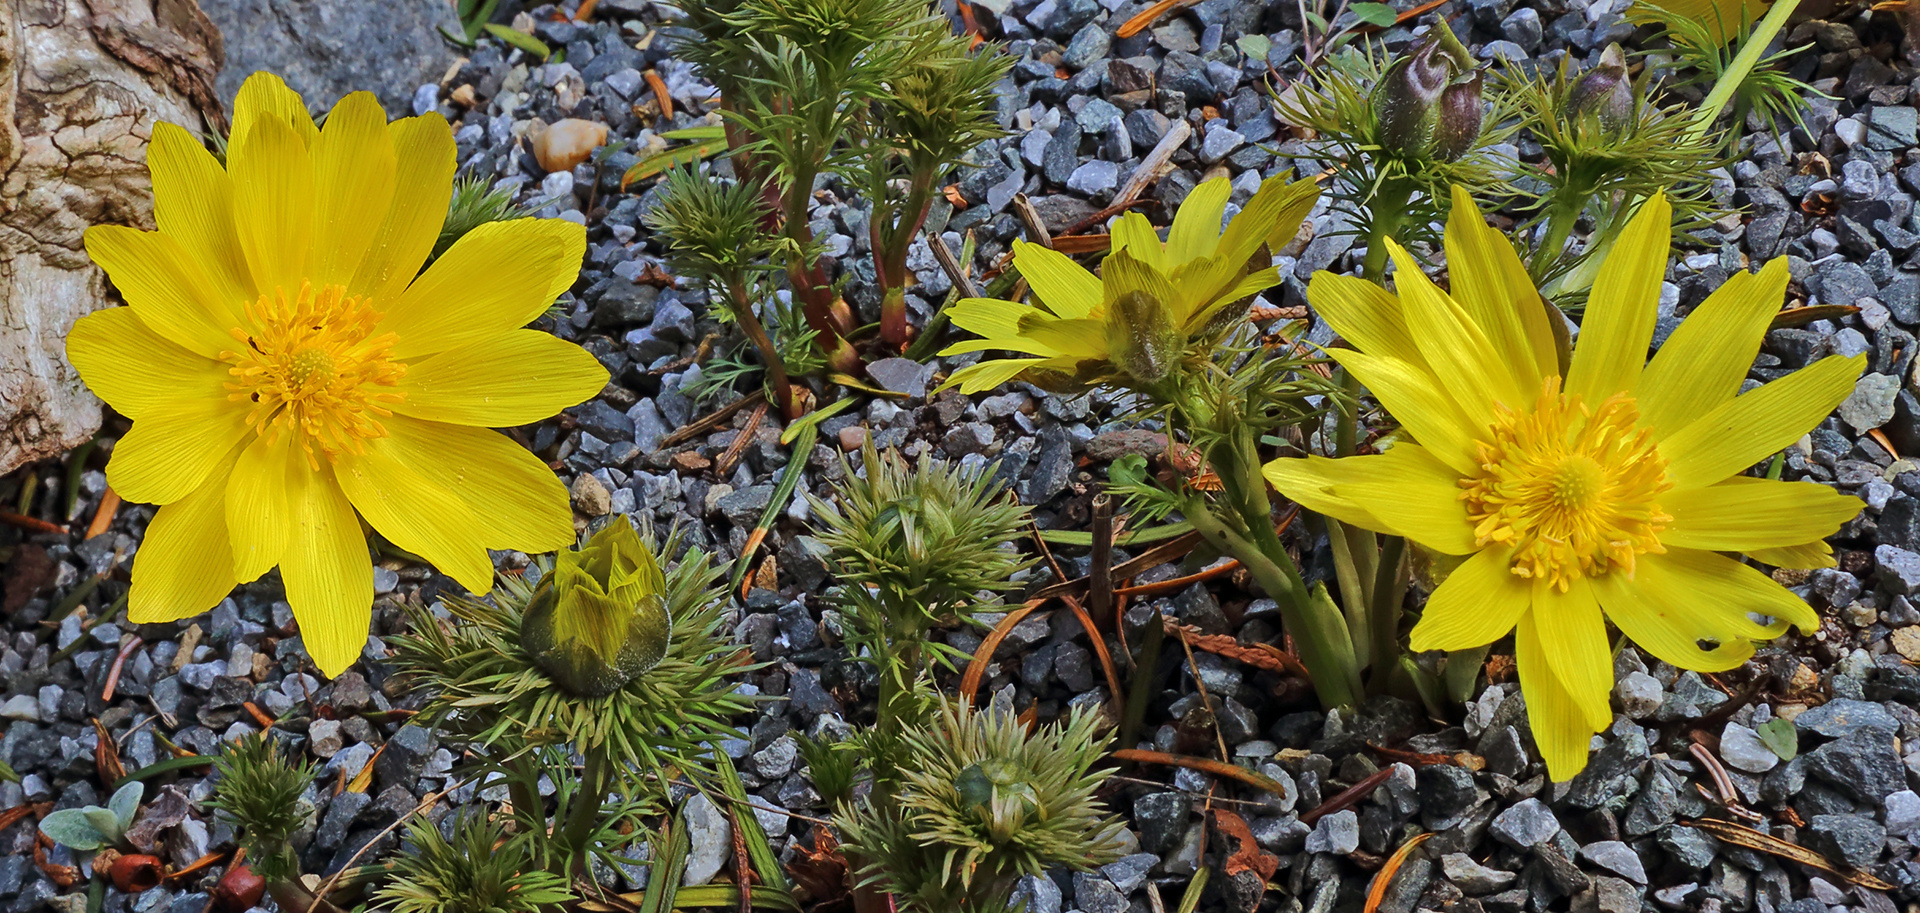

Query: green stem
left=506, top=754, right=545, bottom=837
left=1360, top=182, right=1413, bottom=285
left=1365, top=535, right=1408, bottom=695
left=1686, top=0, right=1803, bottom=144
left=1530, top=193, right=1586, bottom=281
left=561, top=749, right=611, bottom=876
left=728, top=278, right=799, bottom=420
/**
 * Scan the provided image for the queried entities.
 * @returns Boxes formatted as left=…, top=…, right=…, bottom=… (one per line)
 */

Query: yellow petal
left=282, top=465, right=373, bottom=678
left=1306, top=271, right=1425, bottom=368
left=382, top=218, right=584, bottom=359
left=1166, top=177, right=1231, bottom=266
left=1747, top=540, right=1835, bottom=569
left=1658, top=353, right=1866, bottom=490
left=106, top=400, right=254, bottom=505
left=1443, top=185, right=1556, bottom=385
left=1010, top=241, right=1102, bottom=319
left=229, top=114, right=317, bottom=296
left=226, top=432, right=295, bottom=583
left=1565, top=194, right=1671, bottom=402
left=128, top=452, right=239, bottom=623
left=83, top=226, right=244, bottom=358
left=1262, top=444, right=1476, bottom=554
left=351, top=114, right=457, bottom=305
left=1215, top=175, right=1316, bottom=269
left=1636, top=258, right=1788, bottom=438
left=334, top=434, right=493, bottom=593
left=945, top=298, right=1060, bottom=352
left=231, top=71, right=318, bottom=149
left=1514, top=610, right=1600, bottom=782
left=392, top=330, right=608, bottom=427
left=1597, top=547, right=1813, bottom=675
left=1016, top=314, right=1111, bottom=358
left=937, top=358, right=1048, bottom=394
left=1110, top=211, right=1167, bottom=273
left=65, top=307, right=229, bottom=419
left=308, top=91, right=398, bottom=289
left=1330, top=349, right=1483, bottom=474
left=147, top=122, right=255, bottom=306
left=379, top=415, right=578, bottom=553
left=1189, top=266, right=1282, bottom=329
left=1102, top=248, right=1182, bottom=316
left=1661, top=476, right=1862, bottom=552
left=1388, top=240, right=1524, bottom=416
left=1527, top=576, right=1614, bottom=732
left=1409, top=546, right=1530, bottom=651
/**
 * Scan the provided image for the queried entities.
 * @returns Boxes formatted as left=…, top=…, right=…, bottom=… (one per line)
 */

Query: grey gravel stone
left=1579, top=840, right=1647, bottom=884
left=1490, top=798, right=1560, bottom=848
left=1795, top=698, right=1899, bottom=739
left=1808, top=814, right=1885, bottom=868
left=1304, top=809, right=1360, bottom=854
left=1441, top=852, right=1516, bottom=894
left=1718, top=722, right=1780, bottom=773
left=681, top=792, right=731, bottom=886
left=1840, top=372, right=1901, bottom=432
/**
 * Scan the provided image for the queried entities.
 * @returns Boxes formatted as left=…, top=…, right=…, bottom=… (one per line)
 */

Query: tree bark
left=0, top=0, right=222, bottom=475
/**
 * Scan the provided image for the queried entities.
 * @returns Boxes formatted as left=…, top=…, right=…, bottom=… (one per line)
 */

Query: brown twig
left=1171, top=625, right=1231, bottom=763
left=927, top=232, right=981, bottom=299
left=1032, top=530, right=1204, bottom=601
left=713, top=401, right=767, bottom=478
left=1116, top=558, right=1243, bottom=598
left=100, top=635, right=143, bottom=702
left=643, top=69, right=673, bottom=119
left=1116, top=0, right=1201, bottom=38
left=960, top=599, right=1046, bottom=702
left=1110, top=749, right=1293, bottom=794
left=1011, top=193, right=1054, bottom=248
left=1299, top=766, right=1395, bottom=826
left=85, top=488, right=121, bottom=540
left=661, top=391, right=766, bottom=448
left=311, top=780, right=462, bottom=906
left=0, top=511, right=65, bottom=536
left=1087, top=493, right=1115, bottom=628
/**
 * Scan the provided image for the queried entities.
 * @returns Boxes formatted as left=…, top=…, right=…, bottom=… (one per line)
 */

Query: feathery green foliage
left=374, top=814, right=573, bottom=913
left=206, top=736, right=316, bottom=883
left=387, top=525, right=757, bottom=787
left=645, top=167, right=780, bottom=284
left=435, top=173, right=535, bottom=260
left=837, top=701, right=1126, bottom=913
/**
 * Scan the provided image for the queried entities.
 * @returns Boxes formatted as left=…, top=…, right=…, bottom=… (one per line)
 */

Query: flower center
left=222, top=281, right=405, bottom=465
left=1461, top=377, right=1671, bottom=590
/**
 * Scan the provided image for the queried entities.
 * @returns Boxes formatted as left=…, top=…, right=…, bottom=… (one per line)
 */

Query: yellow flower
left=67, top=73, right=607, bottom=677
left=938, top=175, right=1318, bottom=393
left=1263, top=186, right=1863, bottom=780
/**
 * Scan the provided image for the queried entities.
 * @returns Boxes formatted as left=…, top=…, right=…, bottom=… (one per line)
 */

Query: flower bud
left=521, top=519, right=672, bottom=698
left=1432, top=71, right=1485, bottom=161
left=1567, top=44, right=1635, bottom=137
left=1373, top=37, right=1451, bottom=157
left=1105, top=289, right=1181, bottom=384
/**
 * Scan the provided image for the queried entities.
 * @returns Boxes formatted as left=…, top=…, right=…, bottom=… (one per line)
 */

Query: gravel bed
left=5, top=0, right=1920, bottom=910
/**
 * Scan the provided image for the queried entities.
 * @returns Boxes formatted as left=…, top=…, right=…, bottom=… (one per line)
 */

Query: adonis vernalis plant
left=68, top=72, right=605, bottom=676
left=939, top=175, right=1318, bottom=394
left=1265, top=186, right=1863, bottom=779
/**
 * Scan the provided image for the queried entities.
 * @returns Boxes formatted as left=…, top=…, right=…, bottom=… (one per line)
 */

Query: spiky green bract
left=808, top=442, right=1032, bottom=633
left=206, top=736, right=315, bottom=883
left=374, top=814, right=574, bottom=913
left=877, top=33, right=1012, bottom=172
left=1633, top=1, right=1825, bottom=141
left=644, top=167, right=779, bottom=285
left=1507, top=55, right=1724, bottom=293
left=434, top=173, right=534, bottom=260
left=837, top=701, right=1126, bottom=913
left=386, top=525, right=758, bottom=788
left=1275, top=42, right=1515, bottom=258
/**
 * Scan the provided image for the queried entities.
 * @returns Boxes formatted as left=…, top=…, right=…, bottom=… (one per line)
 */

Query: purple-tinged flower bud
left=1374, top=36, right=1452, bottom=157
left=1567, top=44, right=1636, bottom=137
left=1432, top=70, right=1485, bottom=161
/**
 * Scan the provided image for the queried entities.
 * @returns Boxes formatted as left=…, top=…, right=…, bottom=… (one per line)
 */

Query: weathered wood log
left=0, top=0, right=223, bottom=475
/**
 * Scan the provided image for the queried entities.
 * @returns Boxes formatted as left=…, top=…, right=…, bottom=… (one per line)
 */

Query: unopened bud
left=1106, top=289, right=1181, bottom=384
left=1373, top=37, right=1451, bottom=157
left=521, top=519, right=672, bottom=698
left=1432, top=71, right=1485, bottom=161
left=1567, top=44, right=1635, bottom=136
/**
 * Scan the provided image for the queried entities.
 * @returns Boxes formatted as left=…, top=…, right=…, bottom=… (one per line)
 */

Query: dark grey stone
left=1808, top=814, right=1886, bottom=868
left=201, top=0, right=458, bottom=116
left=1803, top=731, right=1906, bottom=804
left=1795, top=698, right=1899, bottom=739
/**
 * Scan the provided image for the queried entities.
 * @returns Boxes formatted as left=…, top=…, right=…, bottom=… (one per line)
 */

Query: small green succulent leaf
left=1108, top=453, right=1149, bottom=488
left=108, top=781, right=143, bottom=831
left=1236, top=34, right=1271, bottom=61
left=483, top=23, right=550, bottom=60
left=1353, top=3, right=1399, bottom=26
left=1757, top=718, right=1797, bottom=761
left=40, top=809, right=108, bottom=851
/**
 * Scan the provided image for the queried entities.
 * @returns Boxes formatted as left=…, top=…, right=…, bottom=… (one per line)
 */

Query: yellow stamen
left=222, top=281, right=405, bottom=466
left=1461, top=377, right=1671, bottom=590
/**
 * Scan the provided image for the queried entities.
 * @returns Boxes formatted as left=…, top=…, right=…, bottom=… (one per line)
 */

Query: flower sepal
left=521, top=518, right=672, bottom=698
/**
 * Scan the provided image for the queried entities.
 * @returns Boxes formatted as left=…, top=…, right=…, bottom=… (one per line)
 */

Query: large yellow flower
left=938, top=175, right=1317, bottom=393
left=1264, top=187, right=1863, bottom=779
left=68, top=73, right=607, bottom=676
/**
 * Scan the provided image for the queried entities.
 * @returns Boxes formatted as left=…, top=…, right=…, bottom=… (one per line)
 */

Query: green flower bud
left=1432, top=71, right=1485, bottom=161
left=1373, top=37, right=1451, bottom=157
left=1105, top=289, right=1181, bottom=384
left=521, top=519, right=671, bottom=698
left=1567, top=44, right=1635, bottom=137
